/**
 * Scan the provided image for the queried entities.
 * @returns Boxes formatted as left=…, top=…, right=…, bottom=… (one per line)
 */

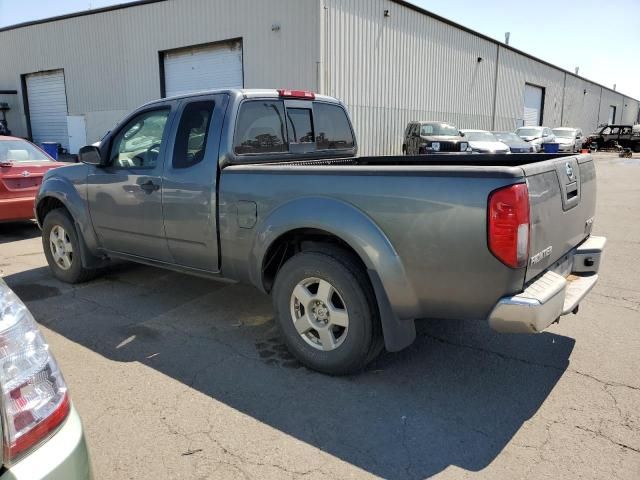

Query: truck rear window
left=234, top=99, right=354, bottom=156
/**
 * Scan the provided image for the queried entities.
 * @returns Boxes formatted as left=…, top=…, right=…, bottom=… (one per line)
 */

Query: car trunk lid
left=0, top=161, right=64, bottom=200
left=522, top=154, right=597, bottom=282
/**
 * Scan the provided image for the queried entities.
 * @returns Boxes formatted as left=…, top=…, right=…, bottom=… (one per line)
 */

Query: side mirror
left=459, top=132, right=465, bottom=137
left=78, top=145, right=104, bottom=166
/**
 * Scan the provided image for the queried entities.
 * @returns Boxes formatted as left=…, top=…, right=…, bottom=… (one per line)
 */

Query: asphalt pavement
left=0, top=152, right=638, bottom=479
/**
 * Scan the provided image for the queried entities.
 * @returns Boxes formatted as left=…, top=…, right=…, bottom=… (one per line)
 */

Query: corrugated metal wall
left=1, top=0, right=638, bottom=153
left=562, top=74, right=601, bottom=134
left=493, top=48, right=564, bottom=131
left=598, top=88, right=625, bottom=126
left=322, top=0, right=498, bottom=155
left=0, top=0, right=319, bottom=143
left=322, top=0, right=639, bottom=154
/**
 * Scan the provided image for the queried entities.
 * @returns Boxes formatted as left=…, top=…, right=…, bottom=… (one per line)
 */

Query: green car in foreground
left=0, top=279, right=92, bottom=480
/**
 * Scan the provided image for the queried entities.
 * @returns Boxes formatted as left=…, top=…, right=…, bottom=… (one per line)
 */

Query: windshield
left=420, top=124, right=460, bottom=136
left=516, top=127, right=543, bottom=137
left=494, top=132, right=521, bottom=143
left=553, top=129, right=576, bottom=138
left=0, top=139, right=51, bottom=163
left=463, top=131, right=497, bottom=142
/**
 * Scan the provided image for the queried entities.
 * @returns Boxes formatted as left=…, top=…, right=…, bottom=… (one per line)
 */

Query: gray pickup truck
left=36, top=89, right=605, bottom=375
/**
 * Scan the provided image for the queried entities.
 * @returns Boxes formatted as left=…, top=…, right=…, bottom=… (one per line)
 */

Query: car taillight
left=0, top=281, right=70, bottom=465
left=277, top=89, right=316, bottom=100
left=488, top=183, right=530, bottom=268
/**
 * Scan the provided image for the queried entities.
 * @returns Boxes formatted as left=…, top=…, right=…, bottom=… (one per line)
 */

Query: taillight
left=277, top=89, right=316, bottom=100
left=488, top=183, right=530, bottom=268
left=0, top=281, right=70, bottom=465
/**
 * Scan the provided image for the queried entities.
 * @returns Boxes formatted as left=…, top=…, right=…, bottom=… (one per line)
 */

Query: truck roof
left=142, top=88, right=341, bottom=108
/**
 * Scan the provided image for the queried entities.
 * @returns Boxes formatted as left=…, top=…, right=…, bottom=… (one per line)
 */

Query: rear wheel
left=42, top=209, right=97, bottom=283
left=272, top=249, right=382, bottom=375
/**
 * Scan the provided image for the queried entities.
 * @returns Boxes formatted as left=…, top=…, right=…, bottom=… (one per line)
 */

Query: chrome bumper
left=488, top=236, right=606, bottom=333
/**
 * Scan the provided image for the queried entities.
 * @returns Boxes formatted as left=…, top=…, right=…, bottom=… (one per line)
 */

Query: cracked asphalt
left=0, top=152, right=638, bottom=479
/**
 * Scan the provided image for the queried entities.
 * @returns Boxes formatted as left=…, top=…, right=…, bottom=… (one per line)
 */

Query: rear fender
left=251, top=197, right=419, bottom=351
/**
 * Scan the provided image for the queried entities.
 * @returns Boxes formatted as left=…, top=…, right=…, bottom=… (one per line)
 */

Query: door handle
left=140, top=180, right=160, bottom=193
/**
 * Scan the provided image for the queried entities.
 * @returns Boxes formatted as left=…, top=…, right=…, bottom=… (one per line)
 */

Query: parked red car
left=0, top=136, right=66, bottom=222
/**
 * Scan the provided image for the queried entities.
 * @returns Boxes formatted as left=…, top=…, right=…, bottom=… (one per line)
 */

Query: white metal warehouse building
left=0, top=0, right=638, bottom=155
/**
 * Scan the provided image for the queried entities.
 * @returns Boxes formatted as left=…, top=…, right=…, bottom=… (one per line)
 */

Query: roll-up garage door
left=25, top=70, right=69, bottom=150
left=163, top=40, right=243, bottom=98
left=523, top=84, right=544, bottom=126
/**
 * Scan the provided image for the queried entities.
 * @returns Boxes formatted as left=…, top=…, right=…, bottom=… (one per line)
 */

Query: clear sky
left=1, top=0, right=638, bottom=99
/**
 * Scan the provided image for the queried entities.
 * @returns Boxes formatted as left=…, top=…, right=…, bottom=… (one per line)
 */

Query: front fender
left=37, top=169, right=100, bottom=256
left=250, top=197, right=421, bottom=322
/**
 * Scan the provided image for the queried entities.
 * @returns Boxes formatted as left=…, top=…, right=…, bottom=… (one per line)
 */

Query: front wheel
left=42, top=209, right=97, bottom=283
left=272, top=250, right=382, bottom=375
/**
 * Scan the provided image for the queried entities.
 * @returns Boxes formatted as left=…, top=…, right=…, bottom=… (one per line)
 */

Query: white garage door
left=26, top=70, right=69, bottom=150
left=163, top=41, right=243, bottom=97
left=523, top=84, right=544, bottom=126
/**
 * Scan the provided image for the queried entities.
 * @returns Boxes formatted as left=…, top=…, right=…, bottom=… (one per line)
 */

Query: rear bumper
left=0, top=405, right=93, bottom=480
left=488, top=236, right=606, bottom=333
left=0, top=196, right=36, bottom=222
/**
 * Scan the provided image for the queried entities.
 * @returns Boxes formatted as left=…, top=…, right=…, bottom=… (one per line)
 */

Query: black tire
left=272, top=249, right=382, bottom=375
left=42, top=208, right=97, bottom=284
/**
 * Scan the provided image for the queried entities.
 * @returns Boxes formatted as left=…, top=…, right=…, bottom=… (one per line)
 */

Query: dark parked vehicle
left=493, top=132, right=535, bottom=153
left=36, top=89, right=605, bottom=375
left=586, top=124, right=640, bottom=152
left=402, top=121, right=469, bottom=154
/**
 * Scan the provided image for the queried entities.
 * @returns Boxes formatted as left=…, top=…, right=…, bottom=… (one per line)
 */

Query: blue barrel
left=41, top=142, right=59, bottom=160
left=543, top=143, right=560, bottom=153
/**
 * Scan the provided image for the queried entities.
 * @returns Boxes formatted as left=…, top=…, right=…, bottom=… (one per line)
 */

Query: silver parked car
left=460, top=130, right=510, bottom=154
left=552, top=127, right=584, bottom=152
left=515, top=126, right=555, bottom=152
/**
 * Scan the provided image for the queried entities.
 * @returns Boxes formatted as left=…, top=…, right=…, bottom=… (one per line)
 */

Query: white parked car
left=515, top=126, right=555, bottom=152
left=552, top=127, right=584, bottom=152
left=460, top=130, right=510, bottom=154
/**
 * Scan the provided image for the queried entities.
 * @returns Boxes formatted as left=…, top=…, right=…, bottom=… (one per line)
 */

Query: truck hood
left=420, top=135, right=465, bottom=142
left=468, top=140, right=510, bottom=152
left=520, top=135, right=543, bottom=143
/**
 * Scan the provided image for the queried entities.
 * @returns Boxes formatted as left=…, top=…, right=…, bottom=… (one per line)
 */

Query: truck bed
left=249, top=152, right=579, bottom=168
left=221, top=152, right=596, bottom=320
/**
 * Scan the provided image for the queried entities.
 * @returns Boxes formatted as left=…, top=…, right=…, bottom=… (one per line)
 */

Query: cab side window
left=234, top=101, right=287, bottom=154
left=173, top=101, right=215, bottom=169
left=314, top=103, right=355, bottom=150
left=109, top=109, right=169, bottom=169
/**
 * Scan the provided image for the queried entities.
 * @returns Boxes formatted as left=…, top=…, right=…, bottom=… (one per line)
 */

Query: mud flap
left=368, top=269, right=416, bottom=352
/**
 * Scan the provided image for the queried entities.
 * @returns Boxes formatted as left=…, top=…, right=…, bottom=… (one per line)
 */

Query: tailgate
left=523, top=154, right=596, bottom=282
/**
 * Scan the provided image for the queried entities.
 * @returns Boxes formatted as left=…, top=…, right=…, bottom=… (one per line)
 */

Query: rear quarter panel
left=219, top=165, right=527, bottom=321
